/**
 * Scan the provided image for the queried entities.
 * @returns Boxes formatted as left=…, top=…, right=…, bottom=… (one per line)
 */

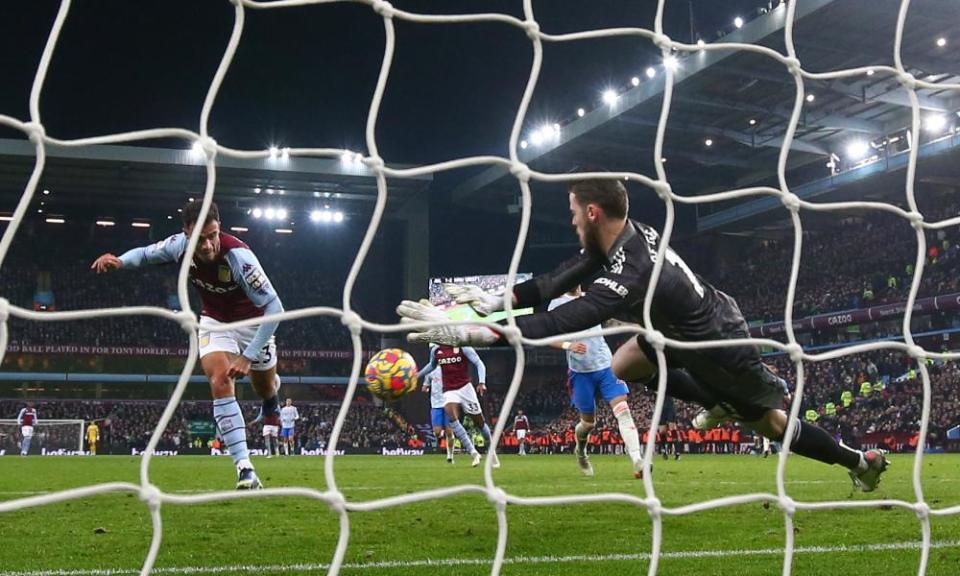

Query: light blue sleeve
left=118, top=233, right=186, bottom=269
left=16, top=408, right=25, bottom=425
left=225, top=247, right=284, bottom=360
left=463, top=347, right=486, bottom=384
left=416, top=346, right=439, bottom=379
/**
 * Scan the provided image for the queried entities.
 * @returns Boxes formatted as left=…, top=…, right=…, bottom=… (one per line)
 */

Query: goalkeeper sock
left=445, top=430, right=455, bottom=459
left=575, top=421, right=593, bottom=456
left=449, top=420, right=477, bottom=455
left=786, top=420, right=861, bottom=469
left=612, top=401, right=642, bottom=463
left=213, top=397, right=251, bottom=469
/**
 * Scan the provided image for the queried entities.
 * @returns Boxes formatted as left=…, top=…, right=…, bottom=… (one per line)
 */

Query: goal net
left=0, top=0, right=958, bottom=575
left=0, top=418, right=84, bottom=455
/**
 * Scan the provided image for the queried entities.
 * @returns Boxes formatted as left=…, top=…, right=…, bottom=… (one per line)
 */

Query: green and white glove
left=396, top=299, right=500, bottom=346
left=443, top=283, right=508, bottom=317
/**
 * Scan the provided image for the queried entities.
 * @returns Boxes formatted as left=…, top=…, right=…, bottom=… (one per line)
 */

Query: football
left=364, top=348, right=419, bottom=400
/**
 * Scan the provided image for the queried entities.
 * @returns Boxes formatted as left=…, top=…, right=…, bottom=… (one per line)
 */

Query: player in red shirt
left=16, top=403, right=37, bottom=456
left=512, top=410, right=531, bottom=456
left=92, top=201, right=283, bottom=489
left=418, top=344, right=499, bottom=468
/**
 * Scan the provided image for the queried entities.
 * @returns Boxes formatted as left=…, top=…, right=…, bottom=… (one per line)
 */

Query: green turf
left=1, top=453, right=960, bottom=575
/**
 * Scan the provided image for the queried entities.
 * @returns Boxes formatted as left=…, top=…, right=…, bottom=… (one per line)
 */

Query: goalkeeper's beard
left=581, top=221, right=605, bottom=258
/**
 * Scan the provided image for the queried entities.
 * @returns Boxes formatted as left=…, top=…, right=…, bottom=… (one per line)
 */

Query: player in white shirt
left=422, top=370, right=455, bottom=463
left=16, top=403, right=38, bottom=456
left=279, top=399, right=300, bottom=456
left=548, top=286, right=645, bottom=478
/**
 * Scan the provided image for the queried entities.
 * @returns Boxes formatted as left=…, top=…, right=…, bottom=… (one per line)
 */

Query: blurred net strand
left=0, top=0, right=956, bottom=575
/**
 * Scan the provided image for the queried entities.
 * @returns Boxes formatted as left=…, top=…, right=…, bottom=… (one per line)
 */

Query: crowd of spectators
left=711, top=201, right=960, bottom=323
left=1, top=343, right=957, bottom=456
left=0, top=398, right=416, bottom=454
left=1, top=221, right=386, bottom=353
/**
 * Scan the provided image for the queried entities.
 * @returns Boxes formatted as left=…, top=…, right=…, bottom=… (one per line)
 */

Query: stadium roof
left=0, top=138, right=431, bottom=217
left=451, top=0, right=960, bottom=234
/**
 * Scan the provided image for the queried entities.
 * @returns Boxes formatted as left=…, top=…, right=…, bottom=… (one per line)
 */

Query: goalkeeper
left=398, top=175, right=888, bottom=492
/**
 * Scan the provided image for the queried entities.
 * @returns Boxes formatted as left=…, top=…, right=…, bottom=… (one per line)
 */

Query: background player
left=249, top=405, right=281, bottom=458
left=16, top=403, right=37, bottom=456
left=422, top=369, right=455, bottom=463
left=656, top=395, right=681, bottom=461
left=417, top=344, right=499, bottom=468
left=86, top=420, right=100, bottom=455
left=399, top=176, right=888, bottom=492
left=91, top=200, right=283, bottom=489
left=279, top=398, right=300, bottom=456
left=548, top=286, right=645, bottom=478
left=512, top=409, right=530, bottom=456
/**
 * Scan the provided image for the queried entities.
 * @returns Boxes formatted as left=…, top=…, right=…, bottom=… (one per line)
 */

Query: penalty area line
left=3, top=539, right=959, bottom=576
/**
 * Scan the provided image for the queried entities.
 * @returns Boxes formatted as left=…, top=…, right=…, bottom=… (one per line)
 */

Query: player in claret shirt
left=16, top=403, right=37, bottom=456
left=417, top=344, right=499, bottom=469
left=92, top=200, right=283, bottom=490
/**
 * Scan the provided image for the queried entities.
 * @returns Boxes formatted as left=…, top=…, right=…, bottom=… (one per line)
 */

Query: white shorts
left=516, top=429, right=527, bottom=441
left=262, top=425, right=279, bottom=437
left=198, top=316, right=277, bottom=370
left=20, top=426, right=34, bottom=438
left=443, top=384, right=482, bottom=416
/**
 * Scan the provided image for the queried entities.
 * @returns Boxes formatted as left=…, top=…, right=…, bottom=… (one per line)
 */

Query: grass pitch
left=1, top=453, right=960, bottom=575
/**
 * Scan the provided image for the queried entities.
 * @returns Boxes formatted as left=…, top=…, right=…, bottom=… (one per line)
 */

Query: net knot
left=646, top=496, right=662, bottom=519
left=914, top=502, right=930, bottom=520
left=780, top=192, right=801, bottom=212
left=325, top=490, right=348, bottom=514
left=371, top=0, right=395, bottom=19
left=644, top=330, right=666, bottom=352
left=175, top=311, right=197, bottom=334
left=499, top=325, right=522, bottom=347
left=487, top=487, right=508, bottom=509
left=778, top=496, right=796, bottom=516
left=23, top=122, right=45, bottom=144
left=783, top=57, right=802, bottom=76
left=196, top=136, right=218, bottom=160
left=509, top=162, right=531, bottom=183
left=0, top=297, right=9, bottom=323
left=906, top=211, right=924, bottom=229
left=653, top=181, right=672, bottom=200
left=652, top=34, right=672, bottom=52
left=340, top=311, right=363, bottom=336
left=362, top=155, right=385, bottom=173
left=139, top=484, right=163, bottom=509
left=906, top=344, right=926, bottom=361
left=522, top=20, right=540, bottom=40
left=897, top=72, right=917, bottom=91
left=784, top=343, right=803, bottom=362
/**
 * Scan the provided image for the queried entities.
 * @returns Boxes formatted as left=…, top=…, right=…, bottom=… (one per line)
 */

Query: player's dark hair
left=568, top=174, right=629, bottom=220
left=181, top=200, right=220, bottom=228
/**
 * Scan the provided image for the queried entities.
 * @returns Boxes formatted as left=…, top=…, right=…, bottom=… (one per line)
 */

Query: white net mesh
left=1, top=0, right=959, bottom=574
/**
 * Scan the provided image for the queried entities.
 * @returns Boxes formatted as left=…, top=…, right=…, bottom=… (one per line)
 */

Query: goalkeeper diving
left=397, top=175, right=888, bottom=492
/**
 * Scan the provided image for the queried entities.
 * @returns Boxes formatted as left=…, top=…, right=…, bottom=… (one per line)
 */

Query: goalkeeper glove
left=443, top=283, right=510, bottom=317
left=396, top=299, right=500, bottom=347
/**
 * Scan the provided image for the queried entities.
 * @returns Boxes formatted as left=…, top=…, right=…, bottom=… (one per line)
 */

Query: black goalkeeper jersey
left=511, top=219, right=746, bottom=346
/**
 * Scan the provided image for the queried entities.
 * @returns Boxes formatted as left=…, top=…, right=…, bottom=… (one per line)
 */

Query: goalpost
left=0, top=0, right=958, bottom=575
left=0, top=418, right=85, bottom=454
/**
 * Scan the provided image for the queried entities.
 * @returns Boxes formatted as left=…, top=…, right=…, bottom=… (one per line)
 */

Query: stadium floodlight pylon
left=0, top=0, right=958, bottom=575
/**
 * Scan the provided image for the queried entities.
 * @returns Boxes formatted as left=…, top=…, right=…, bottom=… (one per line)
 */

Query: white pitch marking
left=2, top=539, right=958, bottom=576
